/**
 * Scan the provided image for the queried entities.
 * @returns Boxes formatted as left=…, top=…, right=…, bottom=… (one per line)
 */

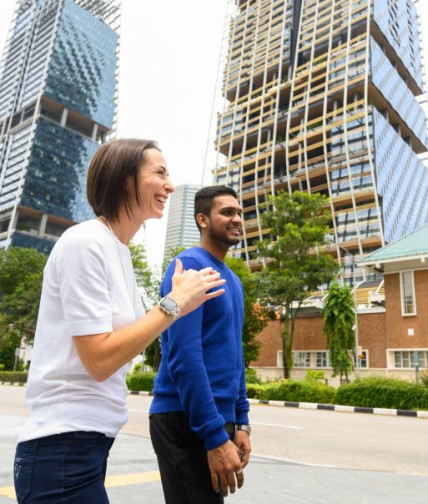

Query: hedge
left=0, top=372, right=28, bottom=385
left=335, top=376, right=428, bottom=410
left=126, top=372, right=156, bottom=392
left=247, top=380, right=335, bottom=404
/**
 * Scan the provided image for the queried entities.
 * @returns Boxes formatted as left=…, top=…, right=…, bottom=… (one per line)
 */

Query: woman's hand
left=169, top=258, right=226, bottom=317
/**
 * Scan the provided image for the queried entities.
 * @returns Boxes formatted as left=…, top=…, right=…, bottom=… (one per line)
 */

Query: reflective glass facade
left=0, top=0, right=120, bottom=253
left=214, top=0, right=428, bottom=284
left=45, top=0, right=117, bottom=128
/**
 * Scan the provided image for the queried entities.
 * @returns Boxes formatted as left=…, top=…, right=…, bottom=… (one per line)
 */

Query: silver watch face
left=237, top=424, right=251, bottom=435
left=160, top=296, right=178, bottom=312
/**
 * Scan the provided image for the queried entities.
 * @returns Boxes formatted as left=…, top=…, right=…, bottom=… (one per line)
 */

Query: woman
left=13, top=138, right=226, bottom=503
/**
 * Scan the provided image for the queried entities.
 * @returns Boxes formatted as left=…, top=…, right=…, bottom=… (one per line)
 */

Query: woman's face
left=133, top=148, right=174, bottom=221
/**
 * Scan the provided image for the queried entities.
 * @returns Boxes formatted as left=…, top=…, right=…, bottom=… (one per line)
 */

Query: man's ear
left=196, top=213, right=208, bottom=229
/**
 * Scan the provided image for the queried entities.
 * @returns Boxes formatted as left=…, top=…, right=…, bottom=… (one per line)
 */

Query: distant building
left=252, top=223, right=428, bottom=385
left=0, top=0, right=120, bottom=254
left=214, top=0, right=428, bottom=285
left=163, top=184, right=201, bottom=264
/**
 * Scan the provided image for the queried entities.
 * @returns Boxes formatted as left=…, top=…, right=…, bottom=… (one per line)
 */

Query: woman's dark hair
left=86, top=138, right=160, bottom=221
left=194, top=185, right=238, bottom=231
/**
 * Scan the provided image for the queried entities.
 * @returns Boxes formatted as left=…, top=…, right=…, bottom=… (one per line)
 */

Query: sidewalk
left=1, top=412, right=428, bottom=503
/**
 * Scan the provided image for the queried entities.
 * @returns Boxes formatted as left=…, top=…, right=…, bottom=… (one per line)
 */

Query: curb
left=248, top=398, right=428, bottom=419
left=129, top=392, right=428, bottom=419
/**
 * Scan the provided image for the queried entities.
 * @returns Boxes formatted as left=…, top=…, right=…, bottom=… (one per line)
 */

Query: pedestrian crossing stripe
left=0, top=471, right=161, bottom=500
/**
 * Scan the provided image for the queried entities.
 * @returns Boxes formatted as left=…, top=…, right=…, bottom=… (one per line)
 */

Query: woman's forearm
left=73, top=305, right=174, bottom=381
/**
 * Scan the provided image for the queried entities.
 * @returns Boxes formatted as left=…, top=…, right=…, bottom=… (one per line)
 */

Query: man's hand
left=234, top=430, right=251, bottom=468
left=207, top=440, right=244, bottom=497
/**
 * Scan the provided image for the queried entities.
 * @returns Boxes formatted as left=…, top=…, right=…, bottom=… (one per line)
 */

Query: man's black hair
left=194, top=185, right=238, bottom=231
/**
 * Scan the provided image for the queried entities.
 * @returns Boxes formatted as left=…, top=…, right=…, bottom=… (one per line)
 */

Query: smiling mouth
left=229, top=227, right=241, bottom=235
left=155, top=196, right=167, bottom=205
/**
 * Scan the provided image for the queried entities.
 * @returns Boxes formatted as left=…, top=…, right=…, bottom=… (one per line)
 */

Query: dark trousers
left=13, top=431, right=115, bottom=504
left=150, top=412, right=235, bottom=504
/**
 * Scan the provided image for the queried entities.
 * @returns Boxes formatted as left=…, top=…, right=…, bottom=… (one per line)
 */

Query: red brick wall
left=252, top=312, right=386, bottom=368
left=384, top=270, right=428, bottom=348
left=251, top=319, right=282, bottom=367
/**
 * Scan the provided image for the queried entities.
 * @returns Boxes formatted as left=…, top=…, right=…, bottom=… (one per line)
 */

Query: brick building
left=251, top=224, right=428, bottom=385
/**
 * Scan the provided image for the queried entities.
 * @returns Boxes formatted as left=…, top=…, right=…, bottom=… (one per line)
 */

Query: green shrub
left=305, top=370, right=326, bottom=383
left=0, top=372, right=28, bottom=384
left=419, top=370, right=428, bottom=388
left=133, top=363, right=142, bottom=373
left=278, top=380, right=335, bottom=403
left=245, top=368, right=261, bottom=384
left=247, top=380, right=335, bottom=403
left=335, top=376, right=428, bottom=410
left=0, top=364, right=5, bottom=371
left=126, top=372, right=156, bottom=392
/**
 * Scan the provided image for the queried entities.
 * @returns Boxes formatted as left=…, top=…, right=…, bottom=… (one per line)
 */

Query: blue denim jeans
left=14, top=431, right=115, bottom=503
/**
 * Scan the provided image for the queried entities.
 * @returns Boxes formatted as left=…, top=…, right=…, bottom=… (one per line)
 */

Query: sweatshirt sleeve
left=235, top=352, right=250, bottom=425
left=162, top=256, right=230, bottom=450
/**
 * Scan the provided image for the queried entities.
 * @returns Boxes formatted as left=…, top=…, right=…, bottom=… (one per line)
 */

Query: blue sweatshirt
left=150, top=247, right=250, bottom=450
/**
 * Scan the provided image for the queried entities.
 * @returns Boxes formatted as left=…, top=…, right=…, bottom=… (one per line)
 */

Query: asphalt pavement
left=1, top=412, right=428, bottom=503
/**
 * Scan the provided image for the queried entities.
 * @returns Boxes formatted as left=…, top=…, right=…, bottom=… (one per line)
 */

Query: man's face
left=205, top=194, right=243, bottom=247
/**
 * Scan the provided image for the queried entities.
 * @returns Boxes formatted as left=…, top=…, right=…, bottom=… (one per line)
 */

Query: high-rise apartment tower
left=163, top=184, right=201, bottom=265
left=0, top=0, right=120, bottom=253
left=214, top=0, right=428, bottom=283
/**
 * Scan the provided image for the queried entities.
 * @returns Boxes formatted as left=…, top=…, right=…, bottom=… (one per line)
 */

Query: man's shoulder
left=176, top=247, right=211, bottom=269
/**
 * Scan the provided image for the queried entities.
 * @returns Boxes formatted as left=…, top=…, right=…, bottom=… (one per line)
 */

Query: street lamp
left=338, top=246, right=360, bottom=373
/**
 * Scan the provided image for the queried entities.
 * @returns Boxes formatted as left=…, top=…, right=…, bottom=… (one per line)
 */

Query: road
left=2, top=384, right=428, bottom=503
left=1, top=384, right=427, bottom=476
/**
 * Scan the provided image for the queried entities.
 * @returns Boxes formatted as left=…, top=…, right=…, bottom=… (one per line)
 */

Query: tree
left=0, top=248, right=47, bottom=368
left=129, top=242, right=162, bottom=370
left=0, top=247, right=47, bottom=296
left=322, top=281, right=355, bottom=382
left=256, top=190, right=338, bottom=378
left=225, top=256, right=272, bottom=367
left=129, top=242, right=161, bottom=310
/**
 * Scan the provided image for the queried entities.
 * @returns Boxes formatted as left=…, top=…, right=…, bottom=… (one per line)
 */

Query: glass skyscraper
left=0, top=0, right=120, bottom=254
left=163, top=184, right=201, bottom=265
left=214, top=0, right=428, bottom=284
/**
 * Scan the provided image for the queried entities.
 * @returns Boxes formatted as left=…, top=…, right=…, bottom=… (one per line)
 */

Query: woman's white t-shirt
left=19, top=219, right=144, bottom=442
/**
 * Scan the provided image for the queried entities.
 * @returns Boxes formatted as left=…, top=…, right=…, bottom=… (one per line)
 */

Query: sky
left=0, top=0, right=427, bottom=268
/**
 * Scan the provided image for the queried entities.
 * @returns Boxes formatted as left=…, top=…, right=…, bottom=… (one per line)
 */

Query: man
left=149, top=185, right=251, bottom=503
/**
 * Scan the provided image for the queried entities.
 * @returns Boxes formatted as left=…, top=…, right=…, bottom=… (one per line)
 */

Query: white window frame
left=355, top=349, right=369, bottom=368
left=400, top=270, right=417, bottom=316
left=292, top=351, right=311, bottom=368
left=315, top=351, right=330, bottom=368
left=390, top=349, right=428, bottom=369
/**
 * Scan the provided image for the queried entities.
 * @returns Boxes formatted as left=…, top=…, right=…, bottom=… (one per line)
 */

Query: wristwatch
left=236, top=424, right=252, bottom=436
left=158, top=296, right=180, bottom=320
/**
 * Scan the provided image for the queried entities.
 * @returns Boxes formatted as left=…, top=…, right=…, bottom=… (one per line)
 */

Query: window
left=355, top=350, right=368, bottom=368
left=394, top=350, right=428, bottom=369
left=316, top=351, right=329, bottom=367
left=400, top=271, right=416, bottom=315
left=293, top=351, right=311, bottom=368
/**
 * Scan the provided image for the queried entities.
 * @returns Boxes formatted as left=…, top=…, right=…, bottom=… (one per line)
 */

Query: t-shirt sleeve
left=162, top=255, right=229, bottom=450
left=54, top=234, right=113, bottom=337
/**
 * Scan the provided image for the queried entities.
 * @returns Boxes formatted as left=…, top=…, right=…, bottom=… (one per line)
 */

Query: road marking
left=0, top=487, right=15, bottom=500
left=105, top=471, right=161, bottom=487
left=0, top=471, right=161, bottom=500
left=253, top=421, right=303, bottom=430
